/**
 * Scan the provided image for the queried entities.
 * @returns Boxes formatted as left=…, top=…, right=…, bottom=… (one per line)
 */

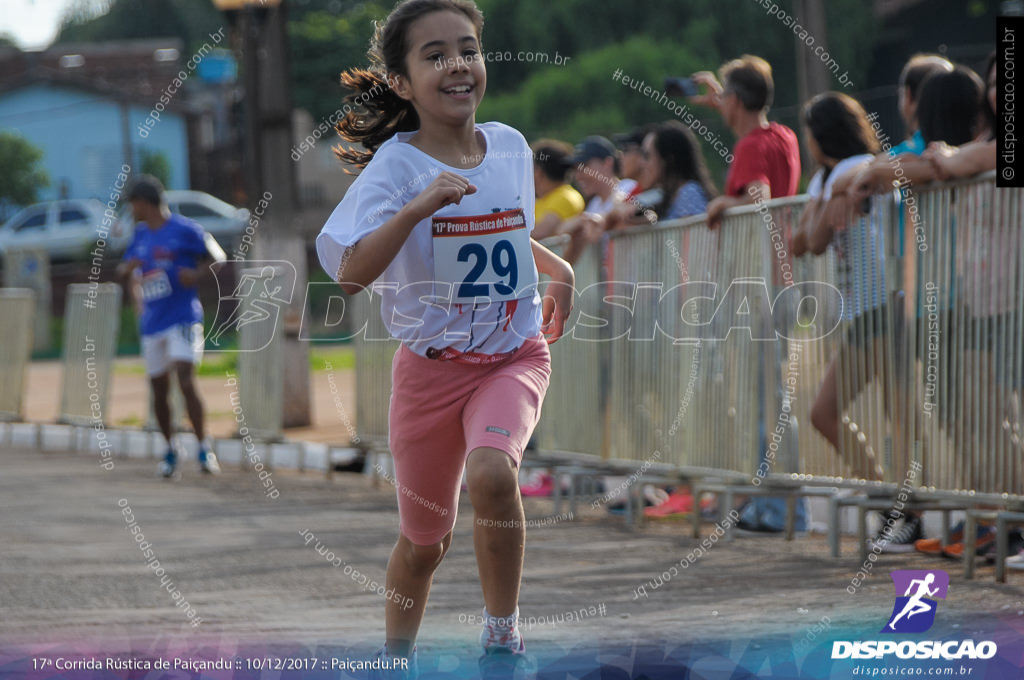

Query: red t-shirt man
left=724, top=122, right=800, bottom=198
left=690, top=55, right=801, bottom=227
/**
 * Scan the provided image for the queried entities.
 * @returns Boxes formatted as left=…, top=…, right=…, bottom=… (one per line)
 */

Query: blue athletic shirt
left=123, top=214, right=207, bottom=336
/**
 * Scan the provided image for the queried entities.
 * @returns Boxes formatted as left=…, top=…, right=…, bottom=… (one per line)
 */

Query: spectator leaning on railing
left=560, top=135, right=637, bottom=265
left=823, top=53, right=953, bottom=239
left=613, top=124, right=657, bottom=197
left=688, top=54, right=800, bottom=228
left=531, top=139, right=585, bottom=240
left=789, top=92, right=884, bottom=474
left=922, top=51, right=997, bottom=179
left=688, top=55, right=802, bottom=533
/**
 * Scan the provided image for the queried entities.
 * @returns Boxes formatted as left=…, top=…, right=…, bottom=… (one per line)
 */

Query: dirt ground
left=21, top=357, right=357, bottom=444
left=4, top=360, right=1024, bottom=678
left=1, top=443, right=1023, bottom=678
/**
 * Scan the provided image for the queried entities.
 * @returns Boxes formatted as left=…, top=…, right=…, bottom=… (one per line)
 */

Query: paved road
left=1, top=446, right=1022, bottom=678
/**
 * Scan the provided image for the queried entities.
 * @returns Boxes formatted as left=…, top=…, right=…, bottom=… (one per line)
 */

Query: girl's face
left=395, top=10, right=486, bottom=127
left=639, top=133, right=662, bottom=189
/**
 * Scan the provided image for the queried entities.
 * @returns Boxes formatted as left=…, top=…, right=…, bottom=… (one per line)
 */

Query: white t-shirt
left=585, top=178, right=638, bottom=215
left=808, top=153, right=884, bottom=320
left=316, top=122, right=542, bottom=358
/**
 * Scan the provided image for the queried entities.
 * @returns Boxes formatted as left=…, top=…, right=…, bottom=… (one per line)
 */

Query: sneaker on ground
left=988, top=530, right=1024, bottom=564
left=941, top=524, right=994, bottom=559
left=915, top=520, right=965, bottom=556
left=157, top=448, right=178, bottom=479
left=480, top=608, right=525, bottom=655
left=872, top=515, right=924, bottom=554
left=368, top=645, right=417, bottom=680
left=198, top=448, right=221, bottom=474
left=1006, top=549, right=1024, bottom=570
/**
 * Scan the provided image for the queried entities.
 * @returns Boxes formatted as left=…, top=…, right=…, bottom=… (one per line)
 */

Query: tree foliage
left=48, top=0, right=881, bottom=162
left=140, top=149, right=172, bottom=188
left=0, top=132, right=50, bottom=208
left=55, top=0, right=221, bottom=54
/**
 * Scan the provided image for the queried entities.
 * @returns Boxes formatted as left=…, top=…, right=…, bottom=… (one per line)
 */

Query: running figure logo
left=206, top=261, right=296, bottom=352
left=882, top=570, right=949, bottom=634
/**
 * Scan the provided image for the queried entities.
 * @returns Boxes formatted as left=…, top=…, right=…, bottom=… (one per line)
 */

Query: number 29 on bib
left=432, top=208, right=538, bottom=304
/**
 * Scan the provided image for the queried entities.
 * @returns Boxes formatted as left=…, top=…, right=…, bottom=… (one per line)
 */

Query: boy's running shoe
left=158, top=448, right=178, bottom=479
left=198, top=447, right=221, bottom=474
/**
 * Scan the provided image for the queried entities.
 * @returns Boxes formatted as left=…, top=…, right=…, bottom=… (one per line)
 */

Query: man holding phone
left=688, top=54, right=800, bottom=227
left=117, top=175, right=226, bottom=478
left=687, top=56, right=803, bottom=533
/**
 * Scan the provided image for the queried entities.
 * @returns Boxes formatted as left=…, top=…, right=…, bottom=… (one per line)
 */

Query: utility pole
left=793, top=0, right=832, bottom=166
left=219, top=0, right=311, bottom=428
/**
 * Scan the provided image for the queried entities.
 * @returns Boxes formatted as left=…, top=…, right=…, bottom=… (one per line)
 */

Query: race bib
left=432, top=209, right=537, bottom=304
left=141, top=269, right=172, bottom=301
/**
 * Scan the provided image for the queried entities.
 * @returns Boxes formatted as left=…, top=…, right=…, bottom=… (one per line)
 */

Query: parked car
left=0, top=199, right=130, bottom=261
left=113, top=190, right=249, bottom=252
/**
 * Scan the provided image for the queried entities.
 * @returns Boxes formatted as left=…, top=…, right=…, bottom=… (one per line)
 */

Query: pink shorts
left=387, top=335, right=551, bottom=546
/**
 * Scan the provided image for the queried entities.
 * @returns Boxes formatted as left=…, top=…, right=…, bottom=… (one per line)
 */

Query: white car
left=113, top=190, right=250, bottom=251
left=0, top=199, right=128, bottom=261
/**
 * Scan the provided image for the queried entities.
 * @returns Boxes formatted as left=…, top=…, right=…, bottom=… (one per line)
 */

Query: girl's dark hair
left=334, top=0, right=484, bottom=169
left=803, top=92, right=880, bottom=163
left=982, top=49, right=996, bottom=141
left=916, top=65, right=983, bottom=146
left=650, top=120, right=718, bottom=216
left=531, top=139, right=574, bottom=183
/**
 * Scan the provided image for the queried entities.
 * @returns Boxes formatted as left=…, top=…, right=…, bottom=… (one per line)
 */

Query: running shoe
left=872, top=515, right=924, bottom=554
left=1006, top=549, right=1024, bottom=570
left=480, top=617, right=525, bottom=655
left=941, top=524, right=994, bottom=559
left=157, top=448, right=178, bottom=479
left=987, top=530, right=1024, bottom=565
left=368, top=645, right=417, bottom=680
left=915, top=521, right=965, bottom=556
left=198, top=447, right=221, bottom=474
left=479, top=617, right=528, bottom=680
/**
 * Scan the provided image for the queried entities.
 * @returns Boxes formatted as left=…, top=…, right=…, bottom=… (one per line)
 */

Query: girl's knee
left=398, top=533, right=449, bottom=572
left=466, top=452, right=519, bottom=504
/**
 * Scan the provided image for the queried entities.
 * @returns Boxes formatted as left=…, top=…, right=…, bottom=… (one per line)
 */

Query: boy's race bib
left=431, top=208, right=537, bottom=304
left=141, top=269, right=172, bottom=301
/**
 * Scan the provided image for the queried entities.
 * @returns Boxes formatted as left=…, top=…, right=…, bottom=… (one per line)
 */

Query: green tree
left=0, top=132, right=50, bottom=207
left=288, top=2, right=392, bottom=124
left=55, top=0, right=221, bottom=55
left=140, top=149, right=172, bottom=188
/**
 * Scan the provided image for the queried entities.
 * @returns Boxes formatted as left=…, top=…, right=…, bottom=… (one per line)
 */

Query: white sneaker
left=1006, top=551, right=1024, bottom=570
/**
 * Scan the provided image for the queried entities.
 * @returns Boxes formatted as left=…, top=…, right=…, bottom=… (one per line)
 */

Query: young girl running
left=315, top=0, right=574, bottom=673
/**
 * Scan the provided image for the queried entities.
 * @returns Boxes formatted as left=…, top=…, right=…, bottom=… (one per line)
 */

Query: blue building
left=0, top=75, right=190, bottom=203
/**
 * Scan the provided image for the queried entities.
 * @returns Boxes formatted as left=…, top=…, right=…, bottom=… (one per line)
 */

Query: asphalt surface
left=2, top=445, right=1024, bottom=678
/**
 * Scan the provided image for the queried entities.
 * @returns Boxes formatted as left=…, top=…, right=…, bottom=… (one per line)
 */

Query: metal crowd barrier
left=59, top=283, right=122, bottom=425
left=0, top=288, right=36, bottom=421
left=533, top=241, right=605, bottom=458
left=348, top=172, right=1023, bottom=508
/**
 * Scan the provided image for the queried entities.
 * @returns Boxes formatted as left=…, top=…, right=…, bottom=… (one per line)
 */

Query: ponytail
left=334, top=68, right=419, bottom=169
left=331, top=0, right=484, bottom=170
